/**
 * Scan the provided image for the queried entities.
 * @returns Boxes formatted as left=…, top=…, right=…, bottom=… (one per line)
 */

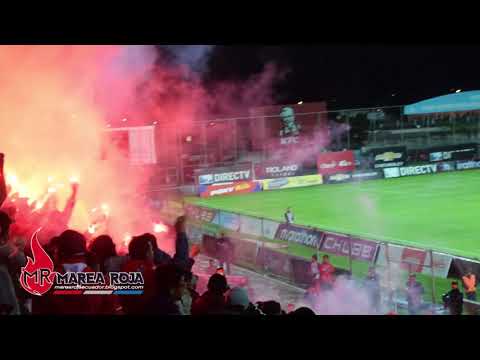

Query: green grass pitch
left=189, top=170, right=480, bottom=260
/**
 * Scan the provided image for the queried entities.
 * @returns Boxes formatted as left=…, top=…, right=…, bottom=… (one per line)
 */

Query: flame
left=19, top=228, right=56, bottom=296
left=153, top=222, right=167, bottom=233
left=88, top=224, right=97, bottom=234
left=123, top=233, right=132, bottom=247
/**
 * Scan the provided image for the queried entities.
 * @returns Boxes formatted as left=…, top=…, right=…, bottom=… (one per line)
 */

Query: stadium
left=1, top=45, right=480, bottom=316
left=158, top=90, right=480, bottom=314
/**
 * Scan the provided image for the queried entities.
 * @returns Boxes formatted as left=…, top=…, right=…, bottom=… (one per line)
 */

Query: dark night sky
left=204, top=45, right=480, bottom=110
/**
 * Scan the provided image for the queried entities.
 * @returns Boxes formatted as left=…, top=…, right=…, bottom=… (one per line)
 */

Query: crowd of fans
left=0, top=151, right=476, bottom=315
left=0, top=153, right=318, bottom=316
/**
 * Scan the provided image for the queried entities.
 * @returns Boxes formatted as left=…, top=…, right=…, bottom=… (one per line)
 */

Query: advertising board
left=262, top=174, right=323, bottom=191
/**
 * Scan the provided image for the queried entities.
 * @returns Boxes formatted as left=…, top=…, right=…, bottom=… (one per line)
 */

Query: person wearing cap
left=462, top=270, right=476, bottom=301
left=0, top=209, right=26, bottom=315
left=405, top=273, right=424, bottom=315
left=442, top=281, right=463, bottom=315
left=191, top=273, right=229, bottom=315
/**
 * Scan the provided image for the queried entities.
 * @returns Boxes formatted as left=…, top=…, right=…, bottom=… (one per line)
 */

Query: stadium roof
left=404, top=90, right=480, bottom=115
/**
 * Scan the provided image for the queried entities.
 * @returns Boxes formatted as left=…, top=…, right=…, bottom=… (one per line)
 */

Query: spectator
left=216, top=233, right=234, bottom=275
left=191, top=273, right=229, bottom=315
left=34, top=230, right=101, bottom=314
left=224, top=287, right=255, bottom=315
left=147, top=263, right=187, bottom=315
left=310, top=254, right=320, bottom=288
left=257, top=300, right=284, bottom=315
left=442, top=281, right=463, bottom=315
left=288, top=307, right=316, bottom=316
left=319, top=254, right=335, bottom=290
left=140, top=232, right=172, bottom=267
left=89, top=235, right=125, bottom=273
left=185, top=271, right=200, bottom=303
left=462, top=270, right=476, bottom=301
left=406, top=273, right=424, bottom=315
left=0, top=210, right=26, bottom=315
left=173, top=216, right=194, bottom=272
left=120, top=234, right=156, bottom=315
left=207, top=259, right=217, bottom=274
left=364, top=266, right=381, bottom=314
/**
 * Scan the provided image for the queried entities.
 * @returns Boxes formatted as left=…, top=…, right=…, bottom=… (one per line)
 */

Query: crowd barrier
left=178, top=202, right=480, bottom=314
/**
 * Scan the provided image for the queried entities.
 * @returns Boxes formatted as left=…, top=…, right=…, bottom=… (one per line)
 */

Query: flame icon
left=19, top=228, right=56, bottom=296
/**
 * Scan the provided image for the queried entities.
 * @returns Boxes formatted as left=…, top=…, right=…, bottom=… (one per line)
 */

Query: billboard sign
left=199, top=181, right=262, bottom=198
left=317, top=151, right=355, bottom=175
left=320, top=233, right=378, bottom=262
left=274, top=224, right=323, bottom=248
left=196, top=163, right=253, bottom=185
left=254, top=161, right=316, bottom=179
left=262, top=174, right=323, bottom=191
left=399, top=164, right=437, bottom=177
left=456, top=160, right=480, bottom=170
left=371, top=146, right=407, bottom=169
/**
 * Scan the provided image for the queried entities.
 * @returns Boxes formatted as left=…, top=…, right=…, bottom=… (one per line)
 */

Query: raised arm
left=0, top=153, right=7, bottom=207
left=60, top=181, right=79, bottom=225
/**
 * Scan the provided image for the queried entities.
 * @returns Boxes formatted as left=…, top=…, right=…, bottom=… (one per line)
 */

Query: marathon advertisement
left=428, top=143, right=478, bottom=162
left=317, top=151, right=355, bottom=175
left=320, top=233, right=378, bottom=262
left=254, top=161, right=315, bottom=179
left=185, top=204, right=217, bottom=223
left=262, top=174, right=323, bottom=191
left=399, top=164, right=438, bottom=177
left=274, top=224, right=323, bottom=248
left=436, top=161, right=456, bottom=173
left=199, top=181, right=262, bottom=198
left=371, top=146, right=407, bottom=169
left=456, top=160, right=480, bottom=170
left=196, top=163, right=253, bottom=185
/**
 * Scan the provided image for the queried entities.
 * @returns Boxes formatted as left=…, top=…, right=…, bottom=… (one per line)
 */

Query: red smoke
left=0, top=45, right=282, bottom=251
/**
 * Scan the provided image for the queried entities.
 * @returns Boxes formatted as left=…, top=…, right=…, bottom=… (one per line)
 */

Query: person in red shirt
left=318, top=254, right=335, bottom=290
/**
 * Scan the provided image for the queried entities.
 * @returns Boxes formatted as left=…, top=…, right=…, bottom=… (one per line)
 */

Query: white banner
left=128, top=126, right=157, bottom=165
left=376, top=243, right=452, bottom=278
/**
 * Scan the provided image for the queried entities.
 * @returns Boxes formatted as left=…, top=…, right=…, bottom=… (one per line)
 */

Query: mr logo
left=19, top=228, right=56, bottom=296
